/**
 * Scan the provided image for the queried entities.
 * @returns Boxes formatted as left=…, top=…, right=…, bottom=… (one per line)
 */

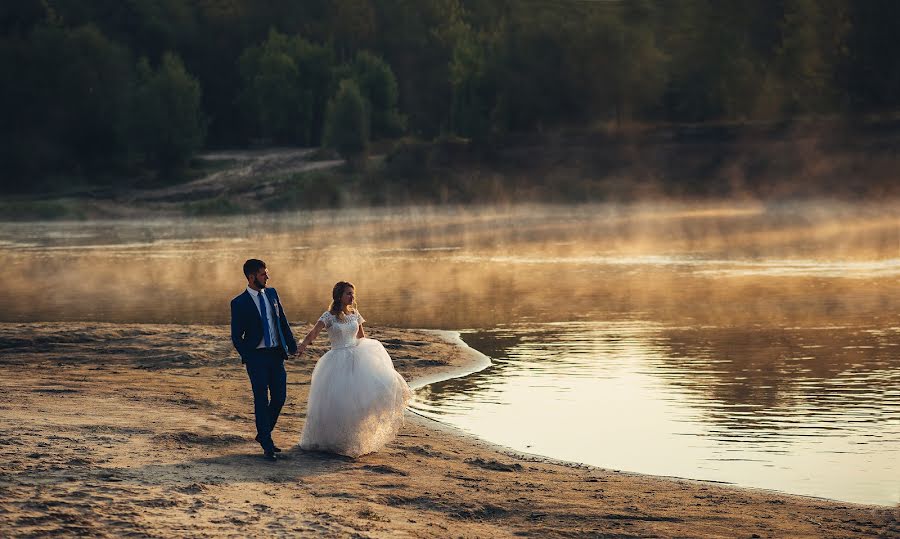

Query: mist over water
left=3, top=201, right=899, bottom=504
left=6, top=201, right=900, bottom=327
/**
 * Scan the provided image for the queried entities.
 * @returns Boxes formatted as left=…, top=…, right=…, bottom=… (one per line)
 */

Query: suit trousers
left=244, top=348, right=287, bottom=450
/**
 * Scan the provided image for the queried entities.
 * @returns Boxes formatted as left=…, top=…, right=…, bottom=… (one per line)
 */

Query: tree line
left=2, top=0, right=899, bottom=192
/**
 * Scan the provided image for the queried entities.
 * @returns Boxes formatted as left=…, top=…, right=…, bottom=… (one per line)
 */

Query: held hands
left=294, top=341, right=310, bottom=358
left=292, top=325, right=353, bottom=358
left=295, top=323, right=320, bottom=359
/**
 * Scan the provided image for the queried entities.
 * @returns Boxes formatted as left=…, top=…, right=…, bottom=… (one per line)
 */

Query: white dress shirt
left=247, top=286, right=279, bottom=349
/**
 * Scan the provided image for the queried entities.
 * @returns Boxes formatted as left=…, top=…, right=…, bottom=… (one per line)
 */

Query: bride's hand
left=297, top=321, right=323, bottom=359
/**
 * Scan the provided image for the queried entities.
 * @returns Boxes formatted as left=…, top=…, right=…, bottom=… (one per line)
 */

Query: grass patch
left=182, top=196, right=243, bottom=216
left=0, top=199, right=87, bottom=221
left=305, top=147, right=340, bottom=161
left=139, top=158, right=240, bottom=188
left=185, top=158, right=240, bottom=179
left=262, top=169, right=348, bottom=210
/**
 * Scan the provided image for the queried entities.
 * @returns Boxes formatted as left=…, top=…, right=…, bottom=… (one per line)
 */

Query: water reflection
left=412, top=323, right=900, bottom=505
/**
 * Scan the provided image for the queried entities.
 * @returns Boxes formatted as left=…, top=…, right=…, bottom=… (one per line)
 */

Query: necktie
left=257, top=291, right=272, bottom=348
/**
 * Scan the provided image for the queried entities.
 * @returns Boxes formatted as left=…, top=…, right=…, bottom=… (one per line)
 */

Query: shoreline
left=0, top=322, right=896, bottom=537
left=405, top=330, right=493, bottom=391
left=409, top=330, right=895, bottom=510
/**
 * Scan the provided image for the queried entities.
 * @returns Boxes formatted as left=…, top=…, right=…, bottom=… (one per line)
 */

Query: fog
left=2, top=201, right=899, bottom=329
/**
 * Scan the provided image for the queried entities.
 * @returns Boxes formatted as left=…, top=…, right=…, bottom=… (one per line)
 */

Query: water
left=413, top=323, right=899, bottom=505
left=2, top=202, right=899, bottom=505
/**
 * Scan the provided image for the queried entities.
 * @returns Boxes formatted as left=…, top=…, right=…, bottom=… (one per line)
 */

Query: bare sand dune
left=0, top=322, right=896, bottom=537
left=130, top=148, right=342, bottom=205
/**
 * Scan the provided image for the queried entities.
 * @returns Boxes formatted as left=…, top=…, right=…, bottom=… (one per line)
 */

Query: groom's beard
left=254, top=277, right=266, bottom=289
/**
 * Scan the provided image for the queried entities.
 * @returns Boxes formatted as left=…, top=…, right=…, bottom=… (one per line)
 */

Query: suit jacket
left=230, top=287, right=298, bottom=362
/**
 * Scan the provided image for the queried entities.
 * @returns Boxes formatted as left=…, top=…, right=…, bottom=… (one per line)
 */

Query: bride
left=296, top=281, right=411, bottom=458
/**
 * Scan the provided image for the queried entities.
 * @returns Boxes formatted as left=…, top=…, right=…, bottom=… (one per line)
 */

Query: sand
left=0, top=322, right=896, bottom=538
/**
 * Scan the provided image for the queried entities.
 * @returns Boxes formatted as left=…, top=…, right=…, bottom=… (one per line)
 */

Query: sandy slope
left=6, top=148, right=344, bottom=219
left=0, top=322, right=896, bottom=537
left=127, top=148, right=343, bottom=209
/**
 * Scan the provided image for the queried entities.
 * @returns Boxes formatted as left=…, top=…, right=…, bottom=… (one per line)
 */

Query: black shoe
left=255, top=434, right=281, bottom=452
left=263, top=449, right=277, bottom=462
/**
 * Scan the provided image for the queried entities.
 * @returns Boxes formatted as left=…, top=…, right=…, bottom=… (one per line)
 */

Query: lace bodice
left=318, top=311, right=365, bottom=350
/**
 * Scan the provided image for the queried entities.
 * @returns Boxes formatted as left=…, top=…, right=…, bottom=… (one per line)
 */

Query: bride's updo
left=329, top=281, right=357, bottom=321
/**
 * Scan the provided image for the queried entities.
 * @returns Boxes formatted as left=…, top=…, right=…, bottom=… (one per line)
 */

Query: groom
left=231, top=259, right=298, bottom=461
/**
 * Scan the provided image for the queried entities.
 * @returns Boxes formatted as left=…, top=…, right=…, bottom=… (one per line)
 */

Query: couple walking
left=230, top=259, right=411, bottom=461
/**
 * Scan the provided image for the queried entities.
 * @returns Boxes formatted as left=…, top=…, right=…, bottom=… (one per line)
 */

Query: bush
left=323, top=79, right=369, bottom=170
left=183, top=197, right=242, bottom=216
left=384, top=138, right=431, bottom=179
left=263, top=171, right=344, bottom=210
left=238, top=30, right=335, bottom=145
left=131, top=52, right=206, bottom=173
left=351, top=51, right=405, bottom=138
left=0, top=23, right=133, bottom=188
left=0, top=199, right=86, bottom=220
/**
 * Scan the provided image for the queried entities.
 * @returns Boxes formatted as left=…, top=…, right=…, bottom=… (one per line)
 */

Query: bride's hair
left=329, top=281, right=357, bottom=320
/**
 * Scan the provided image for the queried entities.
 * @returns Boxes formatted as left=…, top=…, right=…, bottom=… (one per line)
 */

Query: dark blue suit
left=230, top=287, right=297, bottom=451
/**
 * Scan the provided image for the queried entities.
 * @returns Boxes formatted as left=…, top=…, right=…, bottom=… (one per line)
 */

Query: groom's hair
left=243, top=259, right=266, bottom=278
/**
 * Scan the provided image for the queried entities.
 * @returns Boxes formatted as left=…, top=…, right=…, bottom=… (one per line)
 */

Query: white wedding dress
left=299, top=311, right=411, bottom=458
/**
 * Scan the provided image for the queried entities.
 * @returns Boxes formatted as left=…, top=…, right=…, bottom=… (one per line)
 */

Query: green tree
left=842, top=1, right=900, bottom=111
left=1, top=21, right=132, bottom=186
left=327, top=0, right=377, bottom=62
left=448, top=25, right=495, bottom=140
left=615, top=1, right=668, bottom=124
left=662, top=1, right=776, bottom=121
left=563, top=3, right=667, bottom=126
left=292, top=38, right=336, bottom=145
left=48, top=0, right=195, bottom=63
left=349, top=51, right=405, bottom=138
left=771, top=0, right=847, bottom=115
left=60, top=25, right=134, bottom=170
left=238, top=29, right=334, bottom=145
left=371, top=0, right=466, bottom=136
left=252, top=47, right=302, bottom=141
left=0, top=0, right=49, bottom=35
left=324, top=79, right=369, bottom=169
left=131, top=52, right=205, bottom=173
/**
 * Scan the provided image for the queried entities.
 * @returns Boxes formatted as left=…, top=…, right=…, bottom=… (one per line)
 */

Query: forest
left=2, top=0, right=900, bottom=193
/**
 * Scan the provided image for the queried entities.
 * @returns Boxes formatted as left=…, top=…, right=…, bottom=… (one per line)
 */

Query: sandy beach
left=0, top=322, right=896, bottom=538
